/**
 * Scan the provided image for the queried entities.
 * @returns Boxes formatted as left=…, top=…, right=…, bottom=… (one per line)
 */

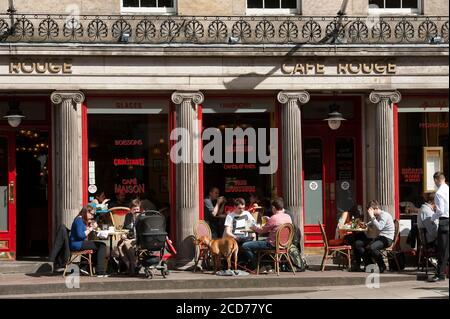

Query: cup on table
left=102, top=224, right=108, bottom=231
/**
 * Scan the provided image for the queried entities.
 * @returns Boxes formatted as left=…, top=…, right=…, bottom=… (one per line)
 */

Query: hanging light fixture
left=4, top=99, right=26, bottom=128
left=324, top=101, right=346, bottom=130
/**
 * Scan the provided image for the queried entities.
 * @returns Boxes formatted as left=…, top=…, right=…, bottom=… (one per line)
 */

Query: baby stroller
left=135, top=210, right=176, bottom=279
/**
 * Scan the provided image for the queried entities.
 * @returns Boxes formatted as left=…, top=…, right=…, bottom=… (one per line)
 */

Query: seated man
left=417, top=192, right=438, bottom=247
left=353, top=200, right=395, bottom=273
left=204, top=187, right=225, bottom=238
left=223, top=198, right=255, bottom=244
left=240, top=198, right=292, bottom=269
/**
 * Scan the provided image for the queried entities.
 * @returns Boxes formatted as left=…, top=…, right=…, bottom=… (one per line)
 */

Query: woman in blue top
left=69, top=205, right=107, bottom=276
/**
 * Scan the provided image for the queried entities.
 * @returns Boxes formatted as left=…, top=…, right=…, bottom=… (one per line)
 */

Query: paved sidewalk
left=226, top=279, right=449, bottom=299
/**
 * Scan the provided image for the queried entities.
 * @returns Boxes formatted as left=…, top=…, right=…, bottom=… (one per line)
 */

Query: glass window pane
left=141, top=0, right=157, bottom=7
left=335, top=138, right=355, bottom=214
left=369, top=0, right=384, bottom=8
left=265, top=0, right=280, bottom=8
left=88, top=114, right=170, bottom=233
left=303, top=138, right=323, bottom=225
left=248, top=0, right=263, bottom=8
left=402, top=0, right=418, bottom=8
left=158, top=0, right=174, bottom=7
left=281, top=0, right=297, bottom=9
left=123, top=0, right=139, bottom=7
left=386, top=0, right=401, bottom=8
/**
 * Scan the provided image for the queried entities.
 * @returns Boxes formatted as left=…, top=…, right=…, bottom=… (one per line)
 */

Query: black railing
left=0, top=14, right=448, bottom=45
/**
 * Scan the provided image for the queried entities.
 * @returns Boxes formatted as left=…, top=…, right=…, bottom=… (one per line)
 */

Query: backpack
left=287, top=245, right=308, bottom=272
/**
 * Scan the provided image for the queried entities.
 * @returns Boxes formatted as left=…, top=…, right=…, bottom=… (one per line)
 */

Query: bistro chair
left=256, top=223, right=296, bottom=276
left=109, top=207, right=130, bottom=240
left=193, top=220, right=212, bottom=272
left=380, top=219, right=401, bottom=271
left=63, top=247, right=94, bottom=277
left=319, top=221, right=352, bottom=271
left=416, top=227, right=438, bottom=275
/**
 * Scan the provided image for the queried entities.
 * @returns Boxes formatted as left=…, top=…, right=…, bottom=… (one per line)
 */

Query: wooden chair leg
left=88, top=254, right=93, bottom=276
left=256, top=252, right=261, bottom=275
left=276, top=254, right=280, bottom=276
left=285, top=253, right=296, bottom=275
left=321, top=249, right=328, bottom=271
left=347, top=249, right=351, bottom=270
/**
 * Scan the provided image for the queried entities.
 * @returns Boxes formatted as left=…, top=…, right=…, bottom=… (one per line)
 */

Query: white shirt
left=417, top=203, right=438, bottom=243
left=434, top=183, right=449, bottom=219
left=224, top=211, right=255, bottom=239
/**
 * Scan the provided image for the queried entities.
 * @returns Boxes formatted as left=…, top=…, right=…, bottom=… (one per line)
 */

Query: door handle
left=8, top=182, right=14, bottom=203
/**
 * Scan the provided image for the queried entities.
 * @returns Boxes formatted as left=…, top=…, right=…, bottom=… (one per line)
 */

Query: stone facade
left=1, top=0, right=448, bottom=15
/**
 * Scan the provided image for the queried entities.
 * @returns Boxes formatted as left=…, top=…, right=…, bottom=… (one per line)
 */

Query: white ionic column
left=171, top=91, right=204, bottom=269
left=369, top=90, right=401, bottom=216
left=277, top=91, right=310, bottom=251
left=51, top=91, right=85, bottom=228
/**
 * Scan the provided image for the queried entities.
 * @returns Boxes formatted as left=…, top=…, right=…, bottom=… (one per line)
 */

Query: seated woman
left=330, top=205, right=363, bottom=246
left=117, top=199, right=141, bottom=275
left=69, top=205, right=108, bottom=277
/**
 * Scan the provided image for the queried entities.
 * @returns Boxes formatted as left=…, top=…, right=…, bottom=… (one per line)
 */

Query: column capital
left=277, top=91, right=310, bottom=105
left=51, top=91, right=85, bottom=104
left=171, top=91, right=204, bottom=105
left=369, top=90, right=402, bottom=104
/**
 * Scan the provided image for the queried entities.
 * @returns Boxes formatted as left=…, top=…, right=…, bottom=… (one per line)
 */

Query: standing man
left=204, top=187, right=225, bottom=238
left=430, top=172, right=449, bottom=282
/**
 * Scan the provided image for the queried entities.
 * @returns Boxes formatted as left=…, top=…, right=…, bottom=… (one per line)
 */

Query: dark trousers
left=365, top=236, right=393, bottom=268
left=436, top=218, right=449, bottom=278
left=352, top=233, right=371, bottom=266
left=354, top=235, right=392, bottom=268
left=81, top=240, right=107, bottom=274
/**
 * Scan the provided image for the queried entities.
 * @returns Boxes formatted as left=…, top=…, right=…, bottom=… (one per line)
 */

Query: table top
left=339, top=227, right=367, bottom=232
left=95, top=210, right=111, bottom=214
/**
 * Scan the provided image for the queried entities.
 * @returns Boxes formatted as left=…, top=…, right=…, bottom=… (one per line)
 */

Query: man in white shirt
left=430, top=172, right=449, bottom=282
left=224, top=198, right=255, bottom=244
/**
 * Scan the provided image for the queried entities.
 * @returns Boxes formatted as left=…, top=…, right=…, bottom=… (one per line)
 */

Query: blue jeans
left=241, top=240, right=272, bottom=267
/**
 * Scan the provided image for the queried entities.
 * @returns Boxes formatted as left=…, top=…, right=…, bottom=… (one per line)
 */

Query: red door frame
left=0, top=131, right=16, bottom=258
left=302, top=96, right=363, bottom=243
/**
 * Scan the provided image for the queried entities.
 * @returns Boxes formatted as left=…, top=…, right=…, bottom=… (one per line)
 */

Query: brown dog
left=197, top=236, right=239, bottom=272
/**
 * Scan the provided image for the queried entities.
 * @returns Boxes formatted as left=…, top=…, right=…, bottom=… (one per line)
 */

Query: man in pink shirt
left=241, top=198, right=292, bottom=269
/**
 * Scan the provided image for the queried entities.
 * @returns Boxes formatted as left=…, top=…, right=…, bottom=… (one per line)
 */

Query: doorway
left=15, top=129, right=50, bottom=258
left=302, top=97, right=362, bottom=246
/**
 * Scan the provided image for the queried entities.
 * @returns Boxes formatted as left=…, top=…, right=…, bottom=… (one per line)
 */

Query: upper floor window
left=121, top=0, right=176, bottom=14
left=247, top=0, right=299, bottom=15
left=369, top=0, right=421, bottom=15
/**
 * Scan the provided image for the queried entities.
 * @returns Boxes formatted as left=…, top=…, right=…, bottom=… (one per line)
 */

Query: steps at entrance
left=0, top=271, right=414, bottom=299
left=0, top=260, right=50, bottom=275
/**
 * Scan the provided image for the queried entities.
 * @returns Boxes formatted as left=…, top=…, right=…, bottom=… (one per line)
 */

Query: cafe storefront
left=0, top=46, right=448, bottom=262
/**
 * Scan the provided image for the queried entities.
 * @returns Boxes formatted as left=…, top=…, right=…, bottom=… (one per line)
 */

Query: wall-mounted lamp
left=119, top=32, right=130, bottom=43
left=4, top=100, right=25, bottom=127
left=324, top=102, right=345, bottom=130
left=228, top=36, right=240, bottom=44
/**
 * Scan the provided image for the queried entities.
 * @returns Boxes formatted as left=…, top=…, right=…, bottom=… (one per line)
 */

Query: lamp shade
left=4, top=100, right=26, bottom=127
left=323, top=103, right=346, bottom=130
